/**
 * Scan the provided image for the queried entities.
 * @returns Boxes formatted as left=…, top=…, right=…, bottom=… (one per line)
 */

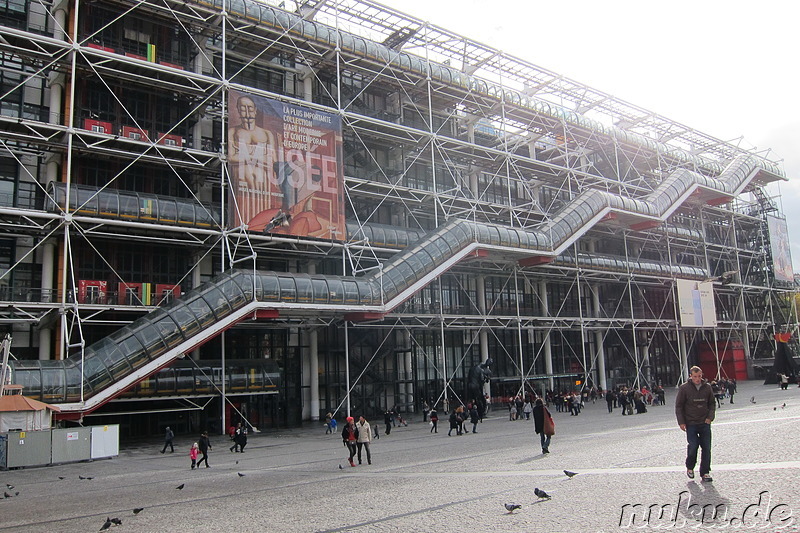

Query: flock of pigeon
left=98, top=509, right=145, bottom=531
left=95, top=471, right=247, bottom=530
left=3, top=483, right=18, bottom=499
left=503, top=471, right=576, bottom=514
left=2, top=470, right=249, bottom=531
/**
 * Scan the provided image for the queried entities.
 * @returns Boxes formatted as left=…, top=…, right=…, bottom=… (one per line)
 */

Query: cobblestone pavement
left=1, top=381, right=799, bottom=532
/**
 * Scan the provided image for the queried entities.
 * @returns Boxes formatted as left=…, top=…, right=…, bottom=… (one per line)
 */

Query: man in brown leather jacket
left=675, top=366, right=716, bottom=482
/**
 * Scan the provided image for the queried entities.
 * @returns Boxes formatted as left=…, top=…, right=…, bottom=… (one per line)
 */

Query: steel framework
left=0, top=0, right=795, bottom=431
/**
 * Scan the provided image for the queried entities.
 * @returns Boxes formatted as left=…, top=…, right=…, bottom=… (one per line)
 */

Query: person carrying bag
left=533, top=398, right=554, bottom=454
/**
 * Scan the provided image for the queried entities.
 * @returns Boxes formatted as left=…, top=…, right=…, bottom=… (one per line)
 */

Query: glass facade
left=0, top=0, right=794, bottom=436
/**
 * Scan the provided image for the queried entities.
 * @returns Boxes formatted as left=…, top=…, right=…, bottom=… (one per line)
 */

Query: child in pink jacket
left=189, top=442, right=199, bottom=469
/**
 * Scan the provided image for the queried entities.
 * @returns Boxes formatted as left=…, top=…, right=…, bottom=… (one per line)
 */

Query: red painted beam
left=461, top=249, right=489, bottom=261
left=344, top=312, right=385, bottom=322
left=55, top=412, right=82, bottom=421
left=518, top=255, right=554, bottom=267
left=600, top=212, right=617, bottom=222
left=630, top=220, right=661, bottom=232
left=706, top=197, right=731, bottom=206
left=253, top=309, right=279, bottom=320
left=86, top=43, right=115, bottom=53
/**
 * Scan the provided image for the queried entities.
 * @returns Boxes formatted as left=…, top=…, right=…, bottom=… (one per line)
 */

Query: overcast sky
left=379, top=0, right=800, bottom=270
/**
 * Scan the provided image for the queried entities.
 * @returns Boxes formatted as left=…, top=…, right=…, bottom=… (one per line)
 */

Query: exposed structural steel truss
left=0, top=0, right=796, bottom=423
left=5, top=152, right=787, bottom=415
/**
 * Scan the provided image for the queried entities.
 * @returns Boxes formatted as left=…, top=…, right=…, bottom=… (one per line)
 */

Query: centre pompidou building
left=0, top=0, right=794, bottom=435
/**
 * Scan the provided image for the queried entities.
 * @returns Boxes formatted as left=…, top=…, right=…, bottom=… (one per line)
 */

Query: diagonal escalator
left=7, top=155, right=781, bottom=416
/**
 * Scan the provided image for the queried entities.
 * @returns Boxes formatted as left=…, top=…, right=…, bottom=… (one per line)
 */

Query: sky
left=379, top=0, right=800, bottom=271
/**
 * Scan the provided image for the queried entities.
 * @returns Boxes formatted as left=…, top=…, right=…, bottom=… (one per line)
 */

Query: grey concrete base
left=1, top=381, right=798, bottom=532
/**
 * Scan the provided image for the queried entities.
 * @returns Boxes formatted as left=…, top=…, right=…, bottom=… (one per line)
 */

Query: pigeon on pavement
left=4, top=491, right=12, bottom=498
left=133, top=508, right=144, bottom=515
left=564, top=470, right=578, bottom=478
left=99, top=518, right=112, bottom=531
left=175, top=484, right=185, bottom=490
left=750, top=396, right=756, bottom=404
left=534, top=487, right=551, bottom=500
left=5, top=484, right=13, bottom=489
left=504, top=503, right=522, bottom=513
left=237, top=472, right=245, bottom=477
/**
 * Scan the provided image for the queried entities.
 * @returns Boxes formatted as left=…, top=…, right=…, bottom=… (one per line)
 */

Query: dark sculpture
left=467, top=358, right=493, bottom=418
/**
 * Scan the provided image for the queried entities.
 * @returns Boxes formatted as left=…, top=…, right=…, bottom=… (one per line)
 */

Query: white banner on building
left=767, top=215, right=794, bottom=282
left=676, top=279, right=716, bottom=328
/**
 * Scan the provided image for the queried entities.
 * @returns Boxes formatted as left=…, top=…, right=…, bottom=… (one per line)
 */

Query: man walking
left=197, top=431, right=212, bottom=468
left=160, top=426, right=174, bottom=453
left=675, top=366, right=716, bottom=482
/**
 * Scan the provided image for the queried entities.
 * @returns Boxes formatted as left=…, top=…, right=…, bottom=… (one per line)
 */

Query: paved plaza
left=1, top=380, right=799, bottom=532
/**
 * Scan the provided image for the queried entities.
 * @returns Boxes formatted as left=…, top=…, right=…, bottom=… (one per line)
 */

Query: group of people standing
left=228, top=422, right=248, bottom=453
left=447, top=403, right=480, bottom=436
left=604, top=386, right=658, bottom=415
left=382, top=405, right=407, bottom=435
left=710, top=377, right=737, bottom=405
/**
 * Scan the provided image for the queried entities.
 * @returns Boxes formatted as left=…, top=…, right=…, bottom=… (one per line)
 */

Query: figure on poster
left=228, top=92, right=344, bottom=240
left=228, top=94, right=278, bottom=221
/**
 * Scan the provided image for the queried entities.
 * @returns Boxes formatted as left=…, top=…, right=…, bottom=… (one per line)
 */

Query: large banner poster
left=767, top=215, right=794, bottom=282
left=227, top=90, right=346, bottom=240
left=676, top=279, right=716, bottom=328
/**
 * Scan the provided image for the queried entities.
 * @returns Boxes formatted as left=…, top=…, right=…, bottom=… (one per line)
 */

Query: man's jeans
left=685, top=423, right=712, bottom=475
